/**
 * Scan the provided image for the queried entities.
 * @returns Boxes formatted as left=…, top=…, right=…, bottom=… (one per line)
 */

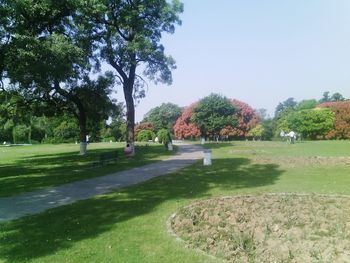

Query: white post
left=167, top=142, right=173, bottom=151
left=203, top=149, right=212, bottom=166
left=79, top=142, right=87, bottom=155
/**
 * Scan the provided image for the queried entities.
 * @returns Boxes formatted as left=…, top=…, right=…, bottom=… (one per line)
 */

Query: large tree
left=81, top=0, right=183, bottom=151
left=173, top=102, right=201, bottom=139
left=274, top=97, right=297, bottom=118
left=2, top=0, right=117, bottom=154
left=191, top=94, right=238, bottom=139
left=319, top=101, right=350, bottom=139
left=142, top=102, right=182, bottom=132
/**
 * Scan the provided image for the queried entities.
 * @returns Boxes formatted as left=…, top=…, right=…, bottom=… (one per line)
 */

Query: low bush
left=137, top=129, right=156, bottom=142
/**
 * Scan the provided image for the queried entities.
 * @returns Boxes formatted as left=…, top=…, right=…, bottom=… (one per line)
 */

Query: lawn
left=0, top=142, right=174, bottom=197
left=1, top=140, right=350, bottom=262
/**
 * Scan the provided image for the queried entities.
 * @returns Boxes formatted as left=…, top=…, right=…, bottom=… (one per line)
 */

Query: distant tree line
left=136, top=91, right=349, bottom=142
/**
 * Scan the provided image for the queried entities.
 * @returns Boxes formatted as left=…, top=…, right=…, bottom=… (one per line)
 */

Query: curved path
left=0, top=144, right=204, bottom=223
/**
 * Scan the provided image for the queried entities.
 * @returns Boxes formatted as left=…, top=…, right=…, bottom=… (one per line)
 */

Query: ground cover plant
left=0, top=142, right=174, bottom=197
left=1, top=140, right=350, bottom=262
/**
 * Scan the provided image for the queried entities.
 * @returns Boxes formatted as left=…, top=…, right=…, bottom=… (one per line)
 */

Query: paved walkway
left=0, top=144, right=204, bottom=223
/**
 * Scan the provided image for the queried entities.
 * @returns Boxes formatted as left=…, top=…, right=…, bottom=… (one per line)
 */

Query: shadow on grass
left=0, top=156, right=284, bottom=262
left=0, top=145, right=173, bottom=197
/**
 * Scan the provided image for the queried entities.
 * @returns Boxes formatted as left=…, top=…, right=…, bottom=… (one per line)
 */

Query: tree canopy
left=191, top=94, right=238, bottom=138
left=80, top=0, right=183, bottom=145
left=0, top=0, right=183, bottom=153
left=142, top=102, right=182, bottom=132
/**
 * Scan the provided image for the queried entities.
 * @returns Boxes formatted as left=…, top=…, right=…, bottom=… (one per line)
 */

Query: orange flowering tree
left=319, top=101, right=350, bottom=139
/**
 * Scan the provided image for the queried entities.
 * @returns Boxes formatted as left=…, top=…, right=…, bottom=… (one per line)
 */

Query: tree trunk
left=123, top=81, right=135, bottom=155
left=55, top=81, right=88, bottom=155
left=78, top=108, right=87, bottom=155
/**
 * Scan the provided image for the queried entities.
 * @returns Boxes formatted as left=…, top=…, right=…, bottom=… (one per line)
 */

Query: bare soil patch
left=252, top=156, right=350, bottom=168
left=170, top=194, right=350, bottom=262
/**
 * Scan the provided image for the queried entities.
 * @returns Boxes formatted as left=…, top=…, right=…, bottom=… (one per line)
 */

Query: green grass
left=1, top=140, right=350, bottom=263
left=0, top=142, right=174, bottom=197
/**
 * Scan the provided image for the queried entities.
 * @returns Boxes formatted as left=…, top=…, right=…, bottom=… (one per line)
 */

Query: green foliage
left=274, top=97, right=297, bottom=118
left=261, top=119, right=275, bottom=140
left=143, top=103, right=182, bottom=132
left=79, top=0, right=183, bottom=143
left=319, top=91, right=346, bottom=103
left=52, top=120, right=79, bottom=143
left=191, top=93, right=237, bottom=137
left=12, top=124, right=29, bottom=144
left=278, top=108, right=334, bottom=139
left=2, top=141, right=350, bottom=262
left=157, top=129, right=172, bottom=145
left=137, top=130, right=156, bottom=142
left=247, top=124, right=264, bottom=139
left=296, top=99, right=317, bottom=111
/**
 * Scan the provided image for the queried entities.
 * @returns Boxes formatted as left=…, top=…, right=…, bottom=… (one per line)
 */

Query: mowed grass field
left=1, top=140, right=350, bottom=263
left=0, top=142, right=174, bottom=197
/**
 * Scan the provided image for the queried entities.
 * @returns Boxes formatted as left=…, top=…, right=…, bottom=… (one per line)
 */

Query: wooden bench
left=99, top=151, right=119, bottom=165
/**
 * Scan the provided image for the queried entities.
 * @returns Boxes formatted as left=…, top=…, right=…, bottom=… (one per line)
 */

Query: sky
left=125, top=0, right=350, bottom=121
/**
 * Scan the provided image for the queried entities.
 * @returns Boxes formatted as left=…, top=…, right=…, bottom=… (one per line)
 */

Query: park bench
left=99, top=151, right=119, bottom=165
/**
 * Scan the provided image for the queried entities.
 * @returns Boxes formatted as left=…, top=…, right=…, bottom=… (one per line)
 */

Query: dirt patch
left=252, top=156, right=350, bottom=168
left=170, top=194, right=350, bottom=262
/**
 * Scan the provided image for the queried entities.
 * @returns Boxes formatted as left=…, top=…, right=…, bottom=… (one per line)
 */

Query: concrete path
left=0, top=144, right=203, bottom=223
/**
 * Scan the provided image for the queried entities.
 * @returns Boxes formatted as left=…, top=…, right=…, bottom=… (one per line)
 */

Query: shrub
left=53, top=121, right=79, bottom=143
left=157, top=129, right=172, bottom=145
left=134, top=122, right=155, bottom=138
left=137, top=129, right=156, bottom=142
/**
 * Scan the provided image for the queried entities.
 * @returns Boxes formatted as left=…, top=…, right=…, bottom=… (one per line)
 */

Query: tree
left=261, top=119, right=275, bottom=140
left=319, top=91, right=345, bottom=103
left=319, top=101, right=350, bottom=139
left=134, top=122, right=155, bottom=139
left=81, top=0, right=183, bottom=151
left=274, top=97, right=297, bottom=118
left=280, top=108, right=334, bottom=139
left=247, top=124, right=264, bottom=140
left=191, top=94, right=237, bottom=138
left=256, top=108, right=268, bottom=120
left=0, top=0, right=13, bottom=89
left=319, top=91, right=331, bottom=103
left=220, top=99, right=259, bottom=139
left=296, top=99, right=317, bottom=111
left=173, top=103, right=201, bottom=139
left=331, top=92, right=345, bottom=102
left=157, top=128, right=172, bottom=146
left=2, top=0, right=118, bottom=154
left=136, top=129, right=155, bottom=142
left=142, top=102, right=182, bottom=132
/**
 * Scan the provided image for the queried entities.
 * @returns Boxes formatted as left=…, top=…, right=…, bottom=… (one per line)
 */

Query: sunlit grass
left=1, top=140, right=350, bottom=262
left=0, top=142, right=174, bottom=197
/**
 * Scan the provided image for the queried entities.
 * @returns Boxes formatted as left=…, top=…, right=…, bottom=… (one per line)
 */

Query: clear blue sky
left=132, top=0, right=350, bottom=121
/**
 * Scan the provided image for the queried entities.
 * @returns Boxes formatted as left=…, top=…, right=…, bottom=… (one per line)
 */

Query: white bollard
left=203, top=149, right=212, bottom=166
left=201, top=137, right=205, bottom=144
left=167, top=142, right=173, bottom=151
left=79, top=142, right=87, bottom=155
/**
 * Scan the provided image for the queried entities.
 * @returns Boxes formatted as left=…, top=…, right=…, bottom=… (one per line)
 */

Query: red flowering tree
left=220, top=99, right=260, bottom=139
left=173, top=103, right=201, bottom=139
left=134, top=122, right=155, bottom=139
left=174, top=99, right=260, bottom=140
left=319, top=101, right=350, bottom=139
